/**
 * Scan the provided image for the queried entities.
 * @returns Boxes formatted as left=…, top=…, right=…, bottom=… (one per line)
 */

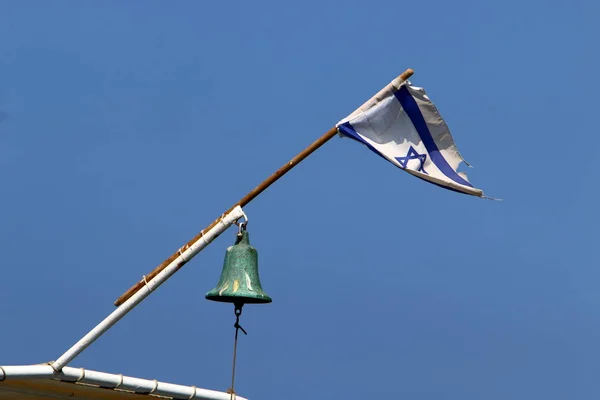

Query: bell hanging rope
left=206, top=219, right=272, bottom=399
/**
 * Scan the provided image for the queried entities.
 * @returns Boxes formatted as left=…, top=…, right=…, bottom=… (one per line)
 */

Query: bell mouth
left=205, top=293, right=272, bottom=304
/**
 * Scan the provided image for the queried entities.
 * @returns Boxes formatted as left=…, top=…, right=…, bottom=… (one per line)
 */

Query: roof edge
left=0, top=364, right=247, bottom=400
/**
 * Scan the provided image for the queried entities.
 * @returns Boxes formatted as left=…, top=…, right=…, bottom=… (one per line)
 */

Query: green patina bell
left=206, top=227, right=272, bottom=306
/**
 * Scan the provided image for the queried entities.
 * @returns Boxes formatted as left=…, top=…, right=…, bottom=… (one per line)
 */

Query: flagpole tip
left=400, top=68, right=414, bottom=81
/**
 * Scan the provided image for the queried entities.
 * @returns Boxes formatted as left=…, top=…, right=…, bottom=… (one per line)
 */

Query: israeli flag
left=337, top=74, right=484, bottom=197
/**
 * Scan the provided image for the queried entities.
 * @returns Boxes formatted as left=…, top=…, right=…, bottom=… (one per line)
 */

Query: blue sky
left=0, top=1, right=596, bottom=399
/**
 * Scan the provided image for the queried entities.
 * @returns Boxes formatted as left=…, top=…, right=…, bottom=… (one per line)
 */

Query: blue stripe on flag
left=394, top=86, right=473, bottom=188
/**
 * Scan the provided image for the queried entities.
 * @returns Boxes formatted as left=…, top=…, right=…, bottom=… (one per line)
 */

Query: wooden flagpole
left=114, top=68, right=415, bottom=307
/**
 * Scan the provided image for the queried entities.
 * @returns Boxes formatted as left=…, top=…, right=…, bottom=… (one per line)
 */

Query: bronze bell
left=205, top=225, right=272, bottom=306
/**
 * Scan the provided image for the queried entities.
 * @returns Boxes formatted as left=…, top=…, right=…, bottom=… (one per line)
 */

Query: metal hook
left=235, top=211, right=248, bottom=237
left=237, top=222, right=247, bottom=237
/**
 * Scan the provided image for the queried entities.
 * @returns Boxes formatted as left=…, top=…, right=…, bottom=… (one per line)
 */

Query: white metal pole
left=51, top=206, right=246, bottom=371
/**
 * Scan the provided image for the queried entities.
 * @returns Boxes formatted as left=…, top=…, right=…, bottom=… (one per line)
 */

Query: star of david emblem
left=395, top=146, right=428, bottom=174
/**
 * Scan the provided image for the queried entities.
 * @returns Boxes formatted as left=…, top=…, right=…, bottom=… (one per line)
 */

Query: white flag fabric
left=336, top=75, right=483, bottom=197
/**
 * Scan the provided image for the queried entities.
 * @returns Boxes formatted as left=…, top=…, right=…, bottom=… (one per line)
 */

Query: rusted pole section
left=114, top=68, right=415, bottom=307
left=113, top=127, right=336, bottom=306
